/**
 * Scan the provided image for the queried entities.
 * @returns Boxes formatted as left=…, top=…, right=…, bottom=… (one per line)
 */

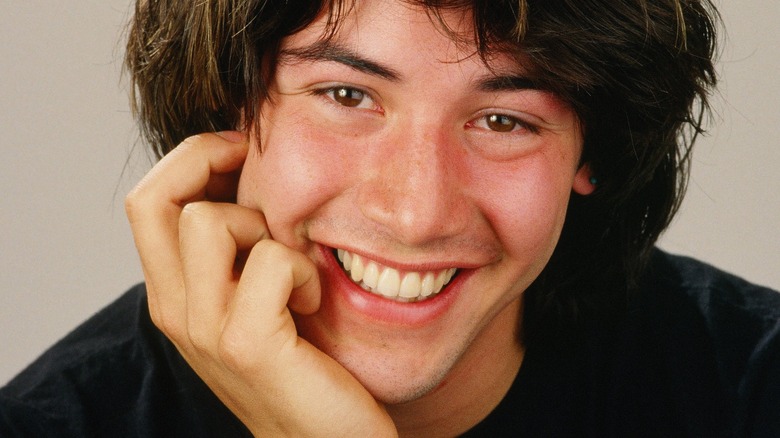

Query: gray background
left=2, top=1, right=779, bottom=384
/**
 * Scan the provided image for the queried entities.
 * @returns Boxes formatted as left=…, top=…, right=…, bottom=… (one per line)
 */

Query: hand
left=125, top=132, right=397, bottom=437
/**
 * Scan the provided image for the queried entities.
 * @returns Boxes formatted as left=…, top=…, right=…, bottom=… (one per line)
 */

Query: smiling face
left=237, top=0, right=593, bottom=406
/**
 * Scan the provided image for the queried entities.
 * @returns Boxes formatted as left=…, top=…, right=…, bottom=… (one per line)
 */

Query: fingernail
left=215, top=130, right=246, bottom=143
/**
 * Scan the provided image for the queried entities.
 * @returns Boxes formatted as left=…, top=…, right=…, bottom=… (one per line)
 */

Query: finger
left=125, top=132, right=248, bottom=337
left=242, top=240, right=322, bottom=317
left=178, top=201, right=269, bottom=351
left=134, top=132, right=248, bottom=207
left=219, top=241, right=321, bottom=360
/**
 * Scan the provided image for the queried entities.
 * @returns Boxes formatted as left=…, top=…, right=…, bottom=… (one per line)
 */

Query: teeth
left=376, top=268, right=400, bottom=298
left=363, top=261, right=379, bottom=289
left=421, top=272, right=435, bottom=297
left=350, top=255, right=365, bottom=282
left=399, top=272, right=421, bottom=299
left=335, top=249, right=458, bottom=302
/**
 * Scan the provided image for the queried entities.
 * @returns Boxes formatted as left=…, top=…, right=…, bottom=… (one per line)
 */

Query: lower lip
left=315, top=245, right=468, bottom=327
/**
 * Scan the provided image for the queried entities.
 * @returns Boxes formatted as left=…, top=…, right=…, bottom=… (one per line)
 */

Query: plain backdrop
left=1, top=1, right=779, bottom=385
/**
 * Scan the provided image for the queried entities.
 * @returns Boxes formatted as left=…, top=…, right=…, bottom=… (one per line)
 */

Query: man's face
left=237, top=0, right=592, bottom=404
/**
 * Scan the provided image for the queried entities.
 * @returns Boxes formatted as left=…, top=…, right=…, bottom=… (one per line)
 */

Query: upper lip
left=325, top=244, right=487, bottom=272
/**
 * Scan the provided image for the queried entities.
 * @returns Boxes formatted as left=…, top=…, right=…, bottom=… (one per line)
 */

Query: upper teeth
left=337, top=249, right=457, bottom=302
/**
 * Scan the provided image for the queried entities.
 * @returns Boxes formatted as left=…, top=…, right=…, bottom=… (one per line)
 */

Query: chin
left=332, top=344, right=460, bottom=405
left=294, top=313, right=465, bottom=405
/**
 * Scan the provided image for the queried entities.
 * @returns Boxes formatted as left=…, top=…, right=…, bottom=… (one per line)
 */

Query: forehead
left=279, top=0, right=528, bottom=77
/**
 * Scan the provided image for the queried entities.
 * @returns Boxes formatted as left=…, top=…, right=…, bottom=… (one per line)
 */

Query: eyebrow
left=477, top=75, right=540, bottom=92
left=279, top=41, right=401, bottom=81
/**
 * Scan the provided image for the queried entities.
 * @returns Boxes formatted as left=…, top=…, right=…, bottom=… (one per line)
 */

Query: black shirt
left=2, top=250, right=779, bottom=436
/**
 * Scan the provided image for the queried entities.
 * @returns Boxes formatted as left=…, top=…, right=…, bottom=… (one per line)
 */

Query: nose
left=357, top=123, right=470, bottom=247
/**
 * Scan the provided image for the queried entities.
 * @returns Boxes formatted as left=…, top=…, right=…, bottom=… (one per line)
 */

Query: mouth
left=335, top=248, right=458, bottom=303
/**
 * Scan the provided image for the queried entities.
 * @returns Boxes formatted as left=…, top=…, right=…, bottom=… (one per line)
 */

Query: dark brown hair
left=125, top=0, right=718, bottom=347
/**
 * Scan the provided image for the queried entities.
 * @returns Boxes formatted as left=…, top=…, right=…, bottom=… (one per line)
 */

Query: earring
left=589, top=176, right=599, bottom=186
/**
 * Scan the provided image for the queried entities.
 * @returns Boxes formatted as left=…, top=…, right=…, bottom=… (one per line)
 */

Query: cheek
left=236, top=123, right=348, bottom=245
left=473, top=157, right=576, bottom=264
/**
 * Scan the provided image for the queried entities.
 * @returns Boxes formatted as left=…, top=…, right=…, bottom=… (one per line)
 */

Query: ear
left=572, top=163, right=596, bottom=195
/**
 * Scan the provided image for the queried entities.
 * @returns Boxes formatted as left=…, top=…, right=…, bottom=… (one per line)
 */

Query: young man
left=2, top=0, right=779, bottom=436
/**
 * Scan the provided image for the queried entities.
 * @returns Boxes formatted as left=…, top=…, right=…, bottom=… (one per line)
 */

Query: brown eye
left=332, top=87, right=365, bottom=107
left=486, top=114, right=517, bottom=132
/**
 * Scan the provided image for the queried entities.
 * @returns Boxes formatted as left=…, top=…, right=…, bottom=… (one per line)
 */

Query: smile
left=336, top=249, right=458, bottom=302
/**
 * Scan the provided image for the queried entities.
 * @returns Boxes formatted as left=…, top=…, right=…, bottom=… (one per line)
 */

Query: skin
left=126, top=0, right=594, bottom=436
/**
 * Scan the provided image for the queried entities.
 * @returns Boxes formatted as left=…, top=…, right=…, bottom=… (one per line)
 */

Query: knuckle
left=179, top=201, right=220, bottom=229
left=251, top=239, right=286, bottom=261
left=186, top=324, right=211, bottom=354
left=249, top=240, right=310, bottom=276
left=148, top=306, right=164, bottom=329
left=177, top=134, right=207, bottom=153
left=124, top=183, right=150, bottom=223
left=150, top=310, right=186, bottom=346
left=175, top=133, right=225, bottom=159
left=124, top=167, right=171, bottom=225
left=124, top=195, right=139, bottom=223
left=216, top=327, right=257, bottom=373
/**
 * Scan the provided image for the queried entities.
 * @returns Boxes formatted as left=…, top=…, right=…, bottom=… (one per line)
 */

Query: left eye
left=473, top=113, right=527, bottom=133
left=322, top=86, right=376, bottom=109
left=469, top=113, right=539, bottom=134
left=485, top=114, right=518, bottom=132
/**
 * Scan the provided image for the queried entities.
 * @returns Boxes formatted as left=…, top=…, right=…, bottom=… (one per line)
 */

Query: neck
left=387, top=298, right=525, bottom=437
